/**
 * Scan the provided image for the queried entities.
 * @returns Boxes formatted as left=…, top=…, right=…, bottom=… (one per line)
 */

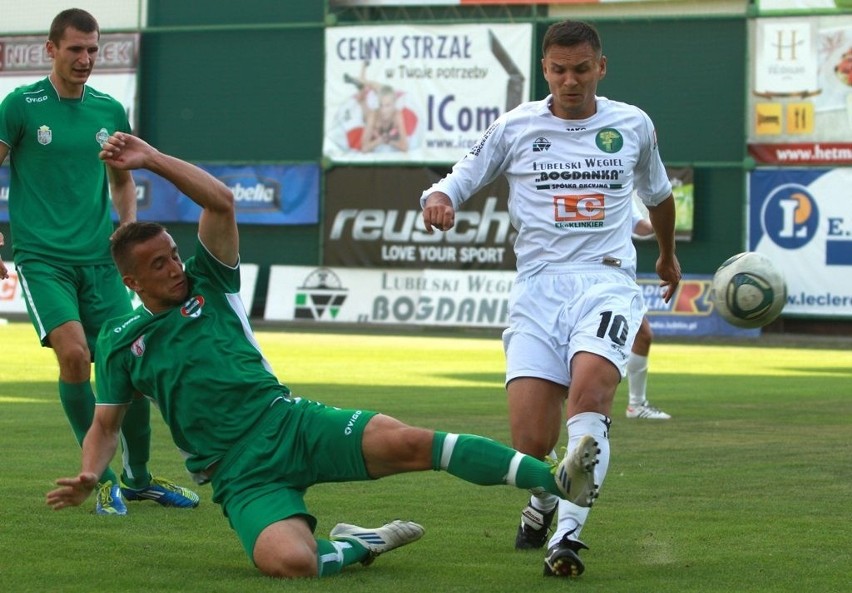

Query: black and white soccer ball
left=710, top=252, right=787, bottom=329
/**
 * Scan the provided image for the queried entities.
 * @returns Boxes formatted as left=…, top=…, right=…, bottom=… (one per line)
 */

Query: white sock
left=549, top=412, right=611, bottom=546
left=626, top=353, right=649, bottom=407
left=529, top=491, right=559, bottom=513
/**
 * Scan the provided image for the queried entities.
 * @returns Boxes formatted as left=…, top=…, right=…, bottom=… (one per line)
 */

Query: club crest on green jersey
left=181, top=296, right=205, bottom=318
left=131, top=335, right=146, bottom=357
left=96, top=128, right=110, bottom=147
left=37, top=125, right=52, bottom=145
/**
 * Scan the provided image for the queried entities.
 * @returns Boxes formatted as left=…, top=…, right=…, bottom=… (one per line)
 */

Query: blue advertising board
left=749, top=168, right=852, bottom=317
left=0, top=162, right=319, bottom=226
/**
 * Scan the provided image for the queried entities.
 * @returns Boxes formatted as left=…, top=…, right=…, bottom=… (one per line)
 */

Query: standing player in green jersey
left=46, top=131, right=601, bottom=579
left=0, top=9, right=198, bottom=514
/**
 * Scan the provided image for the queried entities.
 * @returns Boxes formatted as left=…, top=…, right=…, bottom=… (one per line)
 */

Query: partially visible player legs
left=249, top=414, right=598, bottom=579
left=50, top=322, right=127, bottom=515
left=625, top=316, right=671, bottom=420
left=505, top=377, right=574, bottom=550
left=58, top=377, right=125, bottom=515
left=545, top=412, right=611, bottom=577
left=117, top=396, right=200, bottom=509
left=428, top=430, right=597, bottom=505
left=118, top=395, right=151, bottom=488
left=516, top=449, right=560, bottom=550
left=253, top=516, right=424, bottom=578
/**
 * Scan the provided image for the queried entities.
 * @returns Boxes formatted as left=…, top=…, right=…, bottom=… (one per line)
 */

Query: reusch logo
left=328, top=196, right=511, bottom=244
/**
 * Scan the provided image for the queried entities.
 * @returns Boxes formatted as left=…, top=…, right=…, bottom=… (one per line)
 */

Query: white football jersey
left=421, top=95, right=672, bottom=279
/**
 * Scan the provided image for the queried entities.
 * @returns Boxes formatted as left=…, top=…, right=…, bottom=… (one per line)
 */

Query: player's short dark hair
left=49, top=8, right=100, bottom=45
left=111, top=222, right=167, bottom=275
left=542, top=20, right=602, bottom=57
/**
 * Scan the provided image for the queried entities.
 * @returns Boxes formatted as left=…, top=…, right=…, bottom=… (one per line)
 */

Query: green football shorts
left=16, top=259, right=132, bottom=352
left=210, top=396, right=378, bottom=562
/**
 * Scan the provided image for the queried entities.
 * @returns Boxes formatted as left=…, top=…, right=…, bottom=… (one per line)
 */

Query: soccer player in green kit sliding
left=0, top=8, right=198, bottom=514
left=47, top=131, right=601, bottom=579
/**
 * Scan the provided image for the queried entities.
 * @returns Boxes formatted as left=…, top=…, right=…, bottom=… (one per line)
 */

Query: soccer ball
left=710, top=252, right=786, bottom=329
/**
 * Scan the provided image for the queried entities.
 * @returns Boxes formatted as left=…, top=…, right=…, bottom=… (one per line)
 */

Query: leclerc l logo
left=554, top=194, right=605, bottom=222
left=180, top=295, right=205, bottom=318
left=761, top=183, right=819, bottom=250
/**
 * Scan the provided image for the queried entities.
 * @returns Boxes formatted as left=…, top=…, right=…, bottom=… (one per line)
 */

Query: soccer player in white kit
left=420, top=20, right=681, bottom=577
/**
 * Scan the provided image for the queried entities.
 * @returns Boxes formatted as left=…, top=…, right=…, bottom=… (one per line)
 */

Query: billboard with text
left=748, top=16, right=852, bottom=165
left=264, top=265, right=759, bottom=336
left=323, top=167, right=514, bottom=269
left=324, top=23, right=532, bottom=164
left=749, top=167, right=852, bottom=316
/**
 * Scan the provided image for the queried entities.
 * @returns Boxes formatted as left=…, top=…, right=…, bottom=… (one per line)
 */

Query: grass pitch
left=0, top=321, right=850, bottom=593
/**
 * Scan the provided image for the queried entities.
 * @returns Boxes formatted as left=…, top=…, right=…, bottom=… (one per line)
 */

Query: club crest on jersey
left=96, top=128, right=110, bottom=147
left=596, top=128, right=623, bottom=154
left=37, top=125, right=52, bottom=145
left=181, top=295, right=205, bottom=318
left=130, top=335, right=146, bottom=357
left=532, top=137, right=551, bottom=152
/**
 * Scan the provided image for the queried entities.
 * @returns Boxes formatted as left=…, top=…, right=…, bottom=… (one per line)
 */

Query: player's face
left=126, top=231, right=189, bottom=314
left=542, top=42, right=606, bottom=120
left=46, top=27, right=99, bottom=97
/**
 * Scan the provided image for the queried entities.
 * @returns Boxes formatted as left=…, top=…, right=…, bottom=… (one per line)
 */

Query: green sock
left=316, top=538, right=369, bottom=576
left=431, top=431, right=561, bottom=497
left=58, top=380, right=117, bottom=485
left=118, top=396, right=152, bottom=489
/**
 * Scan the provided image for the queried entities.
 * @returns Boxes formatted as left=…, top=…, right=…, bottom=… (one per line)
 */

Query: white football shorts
left=502, top=263, right=646, bottom=387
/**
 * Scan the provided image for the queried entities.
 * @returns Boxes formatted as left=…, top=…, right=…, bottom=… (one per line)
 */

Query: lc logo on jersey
left=180, top=295, right=205, bottom=318
left=554, top=194, right=605, bottom=222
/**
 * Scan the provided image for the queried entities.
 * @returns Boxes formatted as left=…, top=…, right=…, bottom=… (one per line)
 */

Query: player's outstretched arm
left=106, top=164, right=137, bottom=226
left=100, top=132, right=238, bottom=267
left=46, top=404, right=127, bottom=510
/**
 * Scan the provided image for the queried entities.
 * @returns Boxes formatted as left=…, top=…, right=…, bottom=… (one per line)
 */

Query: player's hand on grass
left=46, top=472, right=99, bottom=510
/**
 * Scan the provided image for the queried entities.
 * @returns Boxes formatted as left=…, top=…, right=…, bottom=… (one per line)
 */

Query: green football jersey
left=0, top=77, right=131, bottom=264
left=96, top=240, right=288, bottom=475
